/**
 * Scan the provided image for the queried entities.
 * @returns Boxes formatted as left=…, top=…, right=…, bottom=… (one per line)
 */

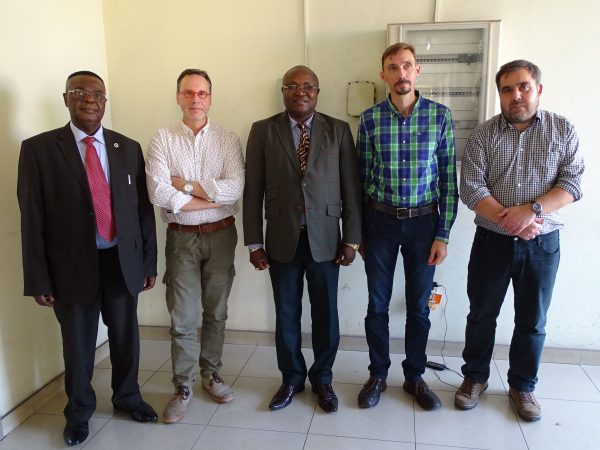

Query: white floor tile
left=518, top=397, right=600, bottom=450
left=239, top=345, right=314, bottom=379
left=423, top=356, right=506, bottom=394
left=208, top=376, right=316, bottom=433
left=305, top=434, right=414, bottom=449
left=157, top=343, right=256, bottom=376
left=309, top=382, right=415, bottom=442
left=414, top=390, right=527, bottom=449
left=82, top=419, right=203, bottom=450
left=139, top=371, right=235, bottom=425
left=0, top=414, right=107, bottom=449
left=495, top=360, right=600, bottom=401
left=96, top=340, right=171, bottom=371
left=330, top=350, right=371, bottom=384
left=37, top=368, right=154, bottom=418
left=193, top=426, right=306, bottom=449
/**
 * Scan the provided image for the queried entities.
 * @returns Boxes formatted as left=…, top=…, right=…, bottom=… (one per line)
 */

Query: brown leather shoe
left=269, top=383, right=304, bottom=410
left=454, top=376, right=488, bottom=410
left=403, top=379, right=441, bottom=410
left=312, top=384, right=338, bottom=413
left=358, top=377, right=387, bottom=408
left=509, top=388, right=541, bottom=421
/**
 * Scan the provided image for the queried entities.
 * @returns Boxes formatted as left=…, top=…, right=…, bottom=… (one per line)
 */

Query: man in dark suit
left=243, top=65, right=361, bottom=413
left=17, top=71, right=158, bottom=446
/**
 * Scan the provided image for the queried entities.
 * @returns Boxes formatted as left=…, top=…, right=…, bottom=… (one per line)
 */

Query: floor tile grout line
left=80, top=414, right=112, bottom=448
left=581, top=364, right=600, bottom=393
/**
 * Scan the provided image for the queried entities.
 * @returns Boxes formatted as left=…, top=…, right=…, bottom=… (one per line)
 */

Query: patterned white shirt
left=146, top=120, right=244, bottom=225
left=460, top=110, right=584, bottom=235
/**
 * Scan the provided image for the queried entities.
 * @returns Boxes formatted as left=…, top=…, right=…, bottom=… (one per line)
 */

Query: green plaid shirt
left=357, top=93, right=458, bottom=242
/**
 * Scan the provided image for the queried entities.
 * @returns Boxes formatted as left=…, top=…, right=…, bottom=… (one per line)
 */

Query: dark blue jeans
left=269, top=231, right=340, bottom=386
left=364, top=206, right=437, bottom=382
left=462, top=227, right=560, bottom=392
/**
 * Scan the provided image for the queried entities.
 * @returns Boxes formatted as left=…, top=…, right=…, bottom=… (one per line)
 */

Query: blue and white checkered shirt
left=460, top=109, right=584, bottom=235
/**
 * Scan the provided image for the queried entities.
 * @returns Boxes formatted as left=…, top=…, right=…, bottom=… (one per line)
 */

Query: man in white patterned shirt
left=456, top=60, right=584, bottom=421
left=146, top=69, right=244, bottom=423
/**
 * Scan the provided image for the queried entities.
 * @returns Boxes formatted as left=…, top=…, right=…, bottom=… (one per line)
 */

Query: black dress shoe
left=403, top=379, right=441, bottom=410
left=312, top=384, right=338, bottom=413
left=63, top=421, right=89, bottom=446
left=358, top=376, right=387, bottom=408
left=129, top=400, right=158, bottom=422
left=269, top=383, right=304, bottom=410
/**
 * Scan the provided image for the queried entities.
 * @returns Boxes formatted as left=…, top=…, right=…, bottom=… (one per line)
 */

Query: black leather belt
left=368, top=198, right=438, bottom=219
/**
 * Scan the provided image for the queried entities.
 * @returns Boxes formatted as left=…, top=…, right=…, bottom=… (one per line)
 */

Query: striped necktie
left=83, top=136, right=116, bottom=241
left=296, top=122, right=310, bottom=174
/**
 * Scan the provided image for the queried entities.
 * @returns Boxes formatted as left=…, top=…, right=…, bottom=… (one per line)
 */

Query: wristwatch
left=183, top=182, right=194, bottom=195
left=345, top=243, right=360, bottom=251
left=531, top=201, right=543, bottom=217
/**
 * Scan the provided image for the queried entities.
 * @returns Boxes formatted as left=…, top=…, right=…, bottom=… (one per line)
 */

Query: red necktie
left=83, top=136, right=116, bottom=241
left=297, top=122, right=310, bottom=174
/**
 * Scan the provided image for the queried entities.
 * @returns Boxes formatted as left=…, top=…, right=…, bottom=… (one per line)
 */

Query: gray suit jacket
left=243, top=111, right=361, bottom=263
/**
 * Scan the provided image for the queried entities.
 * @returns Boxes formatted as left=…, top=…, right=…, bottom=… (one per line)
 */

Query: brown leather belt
left=168, top=216, right=235, bottom=234
left=368, top=198, right=438, bottom=220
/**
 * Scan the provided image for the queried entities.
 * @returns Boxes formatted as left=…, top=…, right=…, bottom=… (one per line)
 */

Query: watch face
left=532, top=202, right=542, bottom=214
left=184, top=183, right=193, bottom=193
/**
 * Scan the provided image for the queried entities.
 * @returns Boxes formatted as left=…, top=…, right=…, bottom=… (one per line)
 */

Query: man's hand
left=249, top=249, right=270, bottom=271
left=142, top=276, right=156, bottom=291
left=34, top=294, right=55, bottom=307
left=335, top=245, right=356, bottom=266
left=516, top=218, right=544, bottom=240
left=427, top=241, right=448, bottom=265
left=498, top=204, right=536, bottom=235
left=171, top=176, right=185, bottom=191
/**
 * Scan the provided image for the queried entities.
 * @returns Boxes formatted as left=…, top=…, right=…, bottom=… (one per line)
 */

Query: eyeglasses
left=179, top=90, right=211, bottom=99
left=66, top=89, right=107, bottom=102
left=282, top=84, right=319, bottom=94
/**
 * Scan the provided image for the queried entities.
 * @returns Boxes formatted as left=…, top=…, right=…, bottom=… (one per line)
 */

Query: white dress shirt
left=146, top=120, right=244, bottom=225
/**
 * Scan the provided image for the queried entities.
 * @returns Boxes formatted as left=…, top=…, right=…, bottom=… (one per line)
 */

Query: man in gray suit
left=243, top=65, right=361, bottom=413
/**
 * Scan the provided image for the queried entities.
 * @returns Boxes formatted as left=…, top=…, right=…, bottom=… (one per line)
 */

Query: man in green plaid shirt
left=356, top=43, right=458, bottom=412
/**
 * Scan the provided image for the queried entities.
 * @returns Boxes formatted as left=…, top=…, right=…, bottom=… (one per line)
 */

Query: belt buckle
left=396, top=207, right=409, bottom=219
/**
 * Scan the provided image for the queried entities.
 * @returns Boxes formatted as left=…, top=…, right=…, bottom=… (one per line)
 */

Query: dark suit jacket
left=17, top=124, right=157, bottom=303
left=243, top=111, right=361, bottom=263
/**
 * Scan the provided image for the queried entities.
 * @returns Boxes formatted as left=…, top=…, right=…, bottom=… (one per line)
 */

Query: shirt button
left=402, top=140, right=406, bottom=144
left=402, top=159, right=406, bottom=162
left=517, top=183, right=521, bottom=187
left=514, top=237, right=518, bottom=241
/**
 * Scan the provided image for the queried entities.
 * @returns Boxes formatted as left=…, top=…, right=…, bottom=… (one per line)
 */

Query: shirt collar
left=385, top=90, right=422, bottom=118
left=179, top=118, right=211, bottom=137
left=70, top=122, right=105, bottom=145
left=499, top=109, right=542, bottom=131
left=288, top=113, right=314, bottom=128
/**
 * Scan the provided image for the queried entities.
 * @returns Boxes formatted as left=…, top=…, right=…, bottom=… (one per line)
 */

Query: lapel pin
left=114, top=143, right=119, bottom=148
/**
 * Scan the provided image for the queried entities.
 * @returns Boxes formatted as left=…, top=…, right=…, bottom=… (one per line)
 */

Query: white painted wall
left=2, top=0, right=598, bottom=419
left=104, top=0, right=599, bottom=349
left=0, top=0, right=111, bottom=417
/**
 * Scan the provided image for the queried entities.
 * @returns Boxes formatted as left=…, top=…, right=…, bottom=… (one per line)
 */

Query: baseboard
left=141, top=326, right=600, bottom=365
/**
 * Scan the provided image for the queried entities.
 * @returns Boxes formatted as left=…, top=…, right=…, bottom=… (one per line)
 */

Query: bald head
left=282, top=65, right=319, bottom=86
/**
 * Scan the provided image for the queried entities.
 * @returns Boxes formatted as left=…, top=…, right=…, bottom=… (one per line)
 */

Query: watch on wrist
left=345, top=243, right=360, bottom=251
left=531, top=201, right=542, bottom=217
left=183, top=182, right=194, bottom=195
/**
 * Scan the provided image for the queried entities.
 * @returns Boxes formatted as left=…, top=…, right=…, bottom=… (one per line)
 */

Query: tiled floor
left=2, top=340, right=600, bottom=449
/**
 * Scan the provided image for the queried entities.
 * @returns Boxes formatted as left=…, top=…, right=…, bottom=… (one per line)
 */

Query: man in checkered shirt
left=356, top=43, right=459, bottom=412
left=455, top=60, right=584, bottom=422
